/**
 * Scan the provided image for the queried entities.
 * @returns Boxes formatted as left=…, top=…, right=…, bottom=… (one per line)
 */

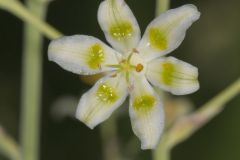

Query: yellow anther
left=136, top=64, right=144, bottom=72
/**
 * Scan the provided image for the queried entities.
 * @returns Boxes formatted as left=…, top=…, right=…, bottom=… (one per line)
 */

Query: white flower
left=48, top=0, right=200, bottom=149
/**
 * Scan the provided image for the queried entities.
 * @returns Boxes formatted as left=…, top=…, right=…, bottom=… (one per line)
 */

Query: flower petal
left=98, top=0, right=141, bottom=54
left=137, top=4, right=200, bottom=61
left=129, top=75, right=164, bottom=149
left=146, top=57, right=199, bottom=95
left=76, top=73, right=128, bottom=129
left=48, top=35, right=121, bottom=75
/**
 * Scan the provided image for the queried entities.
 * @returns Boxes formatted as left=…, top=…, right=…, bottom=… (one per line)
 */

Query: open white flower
left=48, top=0, right=200, bottom=149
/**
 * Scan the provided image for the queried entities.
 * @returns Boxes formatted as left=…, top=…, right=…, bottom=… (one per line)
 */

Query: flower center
left=107, top=49, right=144, bottom=82
left=120, top=49, right=144, bottom=72
left=119, top=59, right=133, bottom=71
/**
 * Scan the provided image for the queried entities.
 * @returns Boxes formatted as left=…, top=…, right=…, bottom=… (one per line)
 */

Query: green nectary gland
left=161, top=62, right=175, bottom=85
left=109, top=22, right=133, bottom=40
left=133, top=95, right=156, bottom=113
left=148, top=27, right=168, bottom=50
left=87, top=44, right=105, bottom=69
left=96, top=83, right=118, bottom=104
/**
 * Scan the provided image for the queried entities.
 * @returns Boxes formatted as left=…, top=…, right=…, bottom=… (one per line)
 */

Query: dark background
left=0, top=0, right=240, bottom=159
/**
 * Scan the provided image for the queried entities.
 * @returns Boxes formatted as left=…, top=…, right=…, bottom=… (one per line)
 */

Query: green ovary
left=133, top=95, right=156, bottom=113
left=86, top=44, right=105, bottom=69
left=161, top=62, right=175, bottom=85
left=149, top=27, right=168, bottom=50
left=96, top=83, right=118, bottom=104
left=109, top=22, right=133, bottom=40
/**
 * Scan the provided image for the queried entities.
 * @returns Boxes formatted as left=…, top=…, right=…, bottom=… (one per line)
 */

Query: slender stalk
left=1, top=1, right=122, bottom=160
left=0, top=0, right=62, bottom=39
left=194, top=79, right=240, bottom=122
left=20, top=0, right=50, bottom=160
left=154, top=80, right=240, bottom=160
left=0, top=127, right=21, bottom=160
left=154, top=0, right=170, bottom=159
left=100, top=115, right=122, bottom=160
left=154, top=1, right=240, bottom=159
left=156, top=0, right=170, bottom=16
left=153, top=134, right=170, bottom=160
left=167, top=78, right=240, bottom=148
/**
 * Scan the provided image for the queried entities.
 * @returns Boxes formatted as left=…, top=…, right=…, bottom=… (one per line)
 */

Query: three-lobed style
left=48, top=0, right=200, bottom=149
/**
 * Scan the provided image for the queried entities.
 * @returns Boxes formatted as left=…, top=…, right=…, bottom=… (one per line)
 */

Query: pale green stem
left=0, top=1, right=123, bottom=160
left=153, top=134, right=170, bottom=160
left=167, top=78, right=240, bottom=148
left=100, top=115, right=122, bottom=160
left=154, top=78, right=240, bottom=160
left=156, top=0, right=169, bottom=16
left=154, top=1, right=240, bottom=159
left=154, top=0, right=170, bottom=159
left=0, top=0, right=62, bottom=39
left=0, top=127, right=21, bottom=160
left=0, top=0, right=58, bottom=159
left=20, top=0, right=50, bottom=160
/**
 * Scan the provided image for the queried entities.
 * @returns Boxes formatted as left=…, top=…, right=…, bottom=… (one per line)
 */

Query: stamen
left=125, top=71, right=130, bottom=83
left=111, top=73, right=117, bottom=78
left=127, top=53, right=133, bottom=62
left=106, top=64, right=121, bottom=68
left=132, top=48, right=139, bottom=53
left=136, top=64, right=144, bottom=72
left=121, top=59, right=127, bottom=63
left=128, top=84, right=134, bottom=92
left=98, top=64, right=102, bottom=70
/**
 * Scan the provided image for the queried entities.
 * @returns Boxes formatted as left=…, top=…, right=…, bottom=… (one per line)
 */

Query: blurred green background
left=0, top=0, right=240, bottom=159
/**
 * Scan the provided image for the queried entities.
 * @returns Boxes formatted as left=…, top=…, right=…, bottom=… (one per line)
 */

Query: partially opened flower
left=48, top=0, right=200, bottom=149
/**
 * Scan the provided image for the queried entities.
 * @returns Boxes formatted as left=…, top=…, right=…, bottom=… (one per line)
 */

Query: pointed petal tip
left=129, top=76, right=165, bottom=151
left=47, top=38, right=67, bottom=65
left=75, top=74, right=128, bottom=130
left=47, top=35, right=120, bottom=75
left=171, top=81, right=200, bottom=96
left=75, top=114, right=96, bottom=130
left=183, top=4, right=201, bottom=20
left=47, top=40, right=57, bottom=61
left=97, top=0, right=141, bottom=53
left=171, top=80, right=200, bottom=95
left=137, top=4, right=201, bottom=60
left=146, top=57, right=200, bottom=96
left=141, top=142, right=158, bottom=150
